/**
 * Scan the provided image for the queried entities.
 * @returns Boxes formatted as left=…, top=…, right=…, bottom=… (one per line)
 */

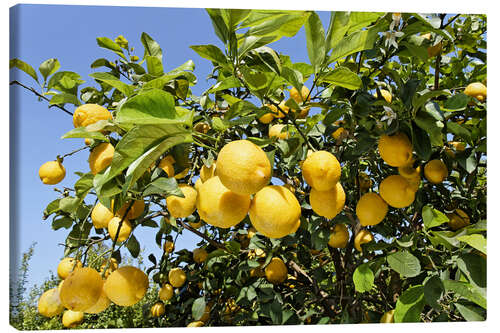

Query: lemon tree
left=10, top=10, right=486, bottom=327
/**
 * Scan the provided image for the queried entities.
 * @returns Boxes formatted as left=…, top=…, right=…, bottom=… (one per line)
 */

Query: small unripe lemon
left=194, top=122, right=211, bottom=134
left=216, top=140, right=272, bottom=195
left=169, top=268, right=187, bottom=288
left=115, top=199, right=145, bottom=220
left=265, top=257, right=287, bottom=284
left=89, top=142, right=115, bottom=175
left=193, top=248, right=208, bottom=264
left=159, top=284, right=174, bottom=301
left=38, top=288, right=64, bottom=318
left=62, top=310, right=84, bottom=328
left=164, top=241, right=175, bottom=253
left=187, top=321, right=204, bottom=327
left=464, top=82, right=486, bottom=101
left=446, top=209, right=470, bottom=230
left=59, top=267, right=103, bottom=312
left=166, top=184, right=197, bottom=218
left=151, top=302, right=165, bottom=317
left=107, top=216, right=132, bottom=243
left=380, top=175, right=416, bottom=208
left=200, top=161, right=216, bottom=182
left=103, top=266, right=149, bottom=306
left=91, top=202, right=114, bottom=229
left=73, top=104, right=112, bottom=128
left=328, top=224, right=350, bottom=248
left=378, top=132, right=413, bottom=167
left=269, top=124, right=290, bottom=139
left=380, top=309, right=395, bottom=323
left=354, top=229, right=374, bottom=252
left=424, top=159, right=448, bottom=184
left=302, top=151, right=341, bottom=191
left=356, top=193, right=388, bottom=226
left=39, top=160, right=66, bottom=185
left=57, top=257, right=83, bottom=280
left=310, top=182, right=345, bottom=219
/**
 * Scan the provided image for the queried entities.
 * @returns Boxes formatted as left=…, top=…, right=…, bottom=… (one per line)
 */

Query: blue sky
left=10, top=4, right=332, bottom=290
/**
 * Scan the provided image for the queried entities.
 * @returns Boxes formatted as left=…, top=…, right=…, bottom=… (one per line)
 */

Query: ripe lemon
left=200, top=161, right=216, bottom=182
left=89, top=142, right=115, bottom=175
left=59, top=267, right=103, bottom=311
left=354, top=229, right=374, bottom=252
left=464, top=82, right=486, bottom=101
left=166, top=184, right=197, bottom=218
left=302, top=151, right=341, bottom=191
left=446, top=209, right=470, bottom=230
left=158, top=155, right=189, bottom=179
left=193, top=248, right=208, bottom=264
left=187, top=321, right=204, bottom=327
left=169, top=268, right=187, bottom=288
left=328, top=224, right=350, bottom=248
left=249, top=185, right=301, bottom=238
left=259, top=105, right=276, bottom=124
left=424, top=159, right=448, bottom=184
left=332, top=127, right=346, bottom=140
left=196, top=176, right=251, bottom=228
left=107, top=216, right=132, bottom=243
left=39, top=160, right=66, bottom=185
left=310, top=182, right=345, bottom=219
left=356, top=193, right=388, bottom=226
left=374, top=89, right=392, bottom=103
left=151, top=302, right=165, bottom=317
left=265, top=257, right=287, bottom=284
left=103, top=266, right=149, bottom=306
left=164, top=241, right=175, bottom=253
left=380, top=175, right=416, bottom=208
left=275, top=101, right=290, bottom=118
left=73, top=104, right=112, bottom=128
left=216, top=140, right=271, bottom=195
left=85, top=138, right=92, bottom=146
left=62, top=310, right=84, bottom=328
left=38, top=288, right=65, bottom=318
left=380, top=309, right=395, bottom=323
left=269, top=124, right=290, bottom=139
left=115, top=199, right=145, bottom=220
left=194, top=178, right=203, bottom=191
left=84, top=287, right=110, bottom=314
left=378, top=132, right=413, bottom=167
left=159, top=283, right=174, bottom=301
left=290, top=86, right=311, bottom=118
left=449, top=141, right=466, bottom=152
left=91, top=202, right=114, bottom=229
left=57, top=257, right=83, bottom=280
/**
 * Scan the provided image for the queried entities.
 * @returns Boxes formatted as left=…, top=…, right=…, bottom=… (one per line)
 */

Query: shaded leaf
left=387, top=251, right=421, bottom=277
left=394, top=285, right=425, bottom=323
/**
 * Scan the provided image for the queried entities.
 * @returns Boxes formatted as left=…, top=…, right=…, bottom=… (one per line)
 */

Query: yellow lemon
left=89, top=143, right=115, bottom=175
left=328, top=224, right=350, bottom=248
left=378, top=132, right=413, bottom=167
left=158, top=155, right=189, bottom=179
left=59, top=267, right=103, bottom=312
left=424, top=159, right=448, bottom=184
left=151, top=302, right=165, bottom=317
left=91, top=202, right=114, bottom=229
left=380, top=175, right=416, bottom=208
left=269, top=124, right=290, bottom=139
left=84, top=287, right=110, bottom=314
left=446, top=209, right=470, bottom=230
left=187, top=321, right=204, bottom=327
left=166, top=184, right=197, bottom=218
left=107, top=216, right=132, bottom=243
left=398, top=165, right=420, bottom=179
left=38, top=288, right=64, bottom=318
left=302, top=150, right=341, bottom=191
left=464, top=82, right=487, bottom=101
left=449, top=141, right=466, bottom=152
left=200, top=161, right=216, bottom=182
left=194, top=178, right=203, bottom=191
left=196, top=176, right=251, bottom=228
left=332, top=127, right=346, bottom=140
left=115, top=199, right=145, bottom=220
left=57, top=257, right=83, bottom=280
left=103, top=266, right=149, bottom=306
left=85, top=138, right=92, bottom=146
left=164, top=241, right=175, bottom=253
left=159, top=284, right=174, bottom=301
left=290, top=86, right=311, bottom=118
left=380, top=309, right=395, bottom=323
left=169, top=268, right=187, bottom=288
left=193, top=248, right=208, bottom=264
left=39, top=160, right=66, bottom=185
left=73, top=104, right=112, bottom=128
left=275, top=101, right=290, bottom=118
left=216, top=140, right=272, bottom=195
left=310, top=182, right=346, bottom=219
left=259, top=105, right=275, bottom=124
left=265, top=257, right=287, bottom=284
left=249, top=185, right=301, bottom=239
left=62, top=310, right=84, bottom=328
left=356, top=193, right=388, bottom=226
left=354, top=229, right=374, bottom=252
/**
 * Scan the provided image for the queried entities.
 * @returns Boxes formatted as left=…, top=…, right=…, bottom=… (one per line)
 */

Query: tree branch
left=176, top=218, right=226, bottom=250
left=10, top=80, right=73, bottom=116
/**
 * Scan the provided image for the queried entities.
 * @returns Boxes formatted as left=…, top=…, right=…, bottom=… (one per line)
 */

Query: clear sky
left=10, top=4, right=333, bottom=291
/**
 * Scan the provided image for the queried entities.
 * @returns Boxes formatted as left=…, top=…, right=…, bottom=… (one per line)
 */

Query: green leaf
left=305, top=12, right=326, bottom=73
left=144, top=177, right=183, bottom=197
left=89, top=72, right=133, bottom=96
left=126, top=234, right=140, bottom=258
left=141, top=32, right=162, bottom=59
left=49, top=92, right=81, bottom=106
left=61, top=125, right=109, bottom=141
left=442, top=280, right=486, bottom=309
left=412, top=121, right=432, bottom=160
left=280, top=66, right=303, bottom=91
left=59, top=196, right=81, bottom=214
left=10, top=58, right=39, bottom=82
left=250, top=46, right=282, bottom=74
left=47, top=71, right=84, bottom=95
left=74, top=173, right=94, bottom=198
left=457, top=150, right=477, bottom=174
left=145, top=55, right=164, bottom=76
left=90, top=58, right=115, bottom=70
left=414, top=111, right=443, bottom=146
left=44, top=199, right=61, bottom=217
left=422, top=205, right=449, bottom=229
left=319, top=67, right=362, bottom=90
left=325, top=11, right=350, bottom=52
left=328, top=25, right=379, bottom=64
left=413, top=90, right=451, bottom=112
left=394, top=285, right=425, bottom=323
left=39, top=58, right=60, bottom=81
left=347, top=12, right=384, bottom=33
left=240, top=67, right=268, bottom=92
left=52, top=216, right=73, bottom=230
left=225, top=100, right=260, bottom=120
left=422, top=102, right=444, bottom=121
left=190, top=44, right=228, bottom=65
left=447, top=122, right=472, bottom=143
left=206, top=9, right=229, bottom=44
left=456, top=254, right=486, bottom=288
left=221, top=9, right=251, bottom=29
left=387, top=251, right=421, bottom=278
left=238, top=35, right=277, bottom=57
left=423, top=275, right=444, bottom=310
left=243, top=12, right=310, bottom=42
left=209, top=76, right=242, bottom=93
left=192, top=297, right=207, bottom=321
left=457, top=234, right=486, bottom=255
left=353, top=263, right=374, bottom=293
left=454, top=303, right=486, bottom=321
left=443, top=93, right=468, bottom=112
left=96, top=37, right=126, bottom=59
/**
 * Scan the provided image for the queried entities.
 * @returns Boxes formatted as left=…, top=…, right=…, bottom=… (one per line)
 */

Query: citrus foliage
left=10, top=10, right=486, bottom=327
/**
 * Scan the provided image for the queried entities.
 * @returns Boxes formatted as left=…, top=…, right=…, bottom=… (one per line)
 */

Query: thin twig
left=177, top=218, right=226, bottom=250
left=10, top=80, right=73, bottom=116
